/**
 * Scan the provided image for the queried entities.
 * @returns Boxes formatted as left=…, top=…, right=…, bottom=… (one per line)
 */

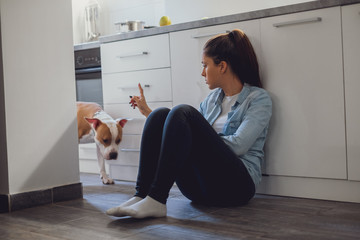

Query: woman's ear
left=219, top=61, right=228, bottom=73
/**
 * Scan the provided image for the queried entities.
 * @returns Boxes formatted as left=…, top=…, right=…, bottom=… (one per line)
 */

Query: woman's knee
left=168, top=104, right=198, bottom=121
left=171, top=104, right=196, bottom=114
left=143, top=107, right=170, bottom=130
left=147, top=107, right=170, bottom=121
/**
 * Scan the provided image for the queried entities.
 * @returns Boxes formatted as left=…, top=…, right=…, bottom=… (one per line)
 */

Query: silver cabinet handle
left=117, top=84, right=150, bottom=90
left=192, top=30, right=230, bottom=39
left=273, top=17, right=322, bottom=28
left=121, top=149, right=140, bottom=152
left=117, top=51, right=149, bottom=58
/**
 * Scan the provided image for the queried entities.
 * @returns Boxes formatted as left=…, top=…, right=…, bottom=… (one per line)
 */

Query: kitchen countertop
left=74, top=41, right=100, bottom=51
left=74, top=0, right=360, bottom=49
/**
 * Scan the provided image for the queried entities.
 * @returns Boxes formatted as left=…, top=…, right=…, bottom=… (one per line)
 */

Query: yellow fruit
left=159, top=16, right=171, bottom=26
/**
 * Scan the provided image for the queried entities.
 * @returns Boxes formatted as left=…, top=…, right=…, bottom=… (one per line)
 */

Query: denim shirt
left=199, top=85, right=272, bottom=187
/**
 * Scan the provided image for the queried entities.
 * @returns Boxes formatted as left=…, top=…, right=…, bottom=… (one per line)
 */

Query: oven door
left=75, top=67, right=103, bottom=108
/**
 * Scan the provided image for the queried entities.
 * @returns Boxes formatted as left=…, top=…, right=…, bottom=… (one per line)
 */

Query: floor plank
left=0, top=173, right=359, bottom=240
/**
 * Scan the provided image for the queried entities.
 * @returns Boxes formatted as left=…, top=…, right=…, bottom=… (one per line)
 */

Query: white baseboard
left=257, top=175, right=360, bottom=203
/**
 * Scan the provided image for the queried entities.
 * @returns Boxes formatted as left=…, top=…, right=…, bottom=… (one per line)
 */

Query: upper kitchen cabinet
left=169, top=20, right=261, bottom=108
left=260, top=7, right=347, bottom=179
left=342, top=4, right=360, bottom=181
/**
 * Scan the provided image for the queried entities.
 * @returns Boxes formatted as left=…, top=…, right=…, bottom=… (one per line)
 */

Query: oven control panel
left=74, top=47, right=101, bottom=69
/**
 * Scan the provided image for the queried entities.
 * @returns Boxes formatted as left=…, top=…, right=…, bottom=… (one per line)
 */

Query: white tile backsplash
left=72, top=0, right=312, bottom=44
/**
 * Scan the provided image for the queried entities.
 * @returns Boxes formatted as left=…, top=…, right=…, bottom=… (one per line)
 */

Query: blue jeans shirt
left=199, top=85, right=272, bottom=187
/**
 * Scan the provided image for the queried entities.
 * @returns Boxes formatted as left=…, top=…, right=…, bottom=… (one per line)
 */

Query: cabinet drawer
left=120, top=134, right=141, bottom=153
left=101, top=34, right=170, bottom=73
left=109, top=165, right=138, bottom=182
left=112, top=150, right=140, bottom=166
left=104, top=102, right=173, bottom=119
left=122, top=118, right=146, bottom=135
left=78, top=143, right=97, bottom=160
left=103, top=68, right=172, bottom=104
left=117, top=134, right=141, bottom=167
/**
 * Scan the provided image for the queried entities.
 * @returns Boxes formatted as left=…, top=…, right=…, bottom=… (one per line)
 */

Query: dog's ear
left=85, top=118, right=101, bottom=130
left=116, top=118, right=128, bottom=128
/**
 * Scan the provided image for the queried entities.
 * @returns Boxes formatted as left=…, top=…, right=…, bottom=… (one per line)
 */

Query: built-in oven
left=74, top=47, right=103, bottom=107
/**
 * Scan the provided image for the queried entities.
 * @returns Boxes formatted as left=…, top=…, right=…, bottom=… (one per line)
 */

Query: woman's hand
left=129, top=83, right=152, bottom=117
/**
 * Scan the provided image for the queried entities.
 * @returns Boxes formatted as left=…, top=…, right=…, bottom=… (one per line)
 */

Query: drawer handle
left=117, top=84, right=150, bottom=90
left=117, top=51, right=149, bottom=58
left=273, top=17, right=322, bottom=28
left=121, top=149, right=140, bottom=152
left=191, top=30, right=230, bottom=39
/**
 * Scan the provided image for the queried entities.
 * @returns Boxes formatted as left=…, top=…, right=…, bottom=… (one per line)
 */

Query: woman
left=106, top=29, right=272, bottom=219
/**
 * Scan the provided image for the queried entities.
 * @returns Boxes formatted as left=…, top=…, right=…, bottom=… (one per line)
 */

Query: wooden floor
left=0, top=173, right=359, bottom=240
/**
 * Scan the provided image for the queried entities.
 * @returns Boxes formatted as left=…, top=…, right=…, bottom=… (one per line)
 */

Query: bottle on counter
left=84, top=0, right=101, bottom=42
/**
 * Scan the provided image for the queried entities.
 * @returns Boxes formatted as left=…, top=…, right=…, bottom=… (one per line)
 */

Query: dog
left=77, top=102, right=127, bottom=184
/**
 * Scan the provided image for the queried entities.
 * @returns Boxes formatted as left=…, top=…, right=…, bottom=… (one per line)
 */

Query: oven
left=74, top=47, right=103, bottom=107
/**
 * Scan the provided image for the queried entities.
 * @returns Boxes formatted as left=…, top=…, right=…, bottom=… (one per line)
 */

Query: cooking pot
left=127, top=21, right=145, bottom=31
left=115, top=21, right=145, bottom=32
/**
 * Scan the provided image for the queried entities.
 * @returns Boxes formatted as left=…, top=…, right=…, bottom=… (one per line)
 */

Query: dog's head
left=85, top=118, right=127, bottom=160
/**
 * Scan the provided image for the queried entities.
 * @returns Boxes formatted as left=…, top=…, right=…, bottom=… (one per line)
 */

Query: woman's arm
left=221, top=90, right=272, bottom=156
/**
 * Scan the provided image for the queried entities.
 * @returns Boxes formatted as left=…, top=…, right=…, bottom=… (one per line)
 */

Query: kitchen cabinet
left=170, top=20, right=261, bottom=108
left=342, top=4, right=360, bottom=181
left=101, top=34, right=172, bottom=181
left=79, top=143, right=106, bottom=174
left=260, top=7, right=347, bottom=179
left=94, top=2, right=360, bottom=202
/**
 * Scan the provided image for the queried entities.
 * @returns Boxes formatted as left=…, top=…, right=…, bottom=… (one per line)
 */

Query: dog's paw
left=102, top=177, right=115, bottom=185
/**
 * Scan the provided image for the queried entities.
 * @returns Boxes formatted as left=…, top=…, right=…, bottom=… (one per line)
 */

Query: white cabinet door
left=170, top=20, right=261, bottom=108
left=342, top=4, right=360, bottom=181
left=261, top=7, right=347, bottom=179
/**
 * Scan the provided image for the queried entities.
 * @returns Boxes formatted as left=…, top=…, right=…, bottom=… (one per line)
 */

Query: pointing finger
left=138, top=83, right=144, bottom=98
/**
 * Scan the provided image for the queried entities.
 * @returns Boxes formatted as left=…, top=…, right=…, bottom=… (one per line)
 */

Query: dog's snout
left=109, top=152, right=118, bottom=160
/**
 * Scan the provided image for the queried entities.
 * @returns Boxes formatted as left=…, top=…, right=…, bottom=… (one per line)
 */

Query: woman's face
left=201, top=54, right=222, bottom=90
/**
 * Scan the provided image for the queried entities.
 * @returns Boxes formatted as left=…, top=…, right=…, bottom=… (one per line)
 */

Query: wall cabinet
left=260, top=7, right=347, bottom=179
left=342, top=4, right=360, bottom=181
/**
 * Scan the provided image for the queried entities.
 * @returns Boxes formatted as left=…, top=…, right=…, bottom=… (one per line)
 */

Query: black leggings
left=134, top=104, right=255, bottom=207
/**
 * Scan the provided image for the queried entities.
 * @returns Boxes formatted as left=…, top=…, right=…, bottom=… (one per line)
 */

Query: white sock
left=122, top=196, right=167, bottom=219
left=106, top=196, right=143, bottom=217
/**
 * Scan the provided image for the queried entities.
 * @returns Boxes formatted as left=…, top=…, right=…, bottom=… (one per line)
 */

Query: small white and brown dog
left=77, top=102, right=127, bottom=184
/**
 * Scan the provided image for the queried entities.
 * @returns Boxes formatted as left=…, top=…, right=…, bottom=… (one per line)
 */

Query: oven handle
left=75, top=67, right=101, bottom=74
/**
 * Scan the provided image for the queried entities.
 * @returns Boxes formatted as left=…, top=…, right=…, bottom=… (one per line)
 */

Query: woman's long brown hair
left=203, top=29, right=262, bottom=88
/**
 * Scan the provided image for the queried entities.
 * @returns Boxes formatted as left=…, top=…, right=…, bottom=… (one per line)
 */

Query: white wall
left=0, top=0, right=79, bottom=194
left=0, top=24, right=8, bottom=194
left=165, top=0, right=313, bottom=23
left=72, top=0, right=313, bottom=44
left=72, top=0, right=165, bottom=44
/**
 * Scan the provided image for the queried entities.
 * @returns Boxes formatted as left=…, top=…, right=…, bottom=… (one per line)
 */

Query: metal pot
left=127, top=21, right=145, bottom=31
left=115, top=21, right=145, bottom=32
